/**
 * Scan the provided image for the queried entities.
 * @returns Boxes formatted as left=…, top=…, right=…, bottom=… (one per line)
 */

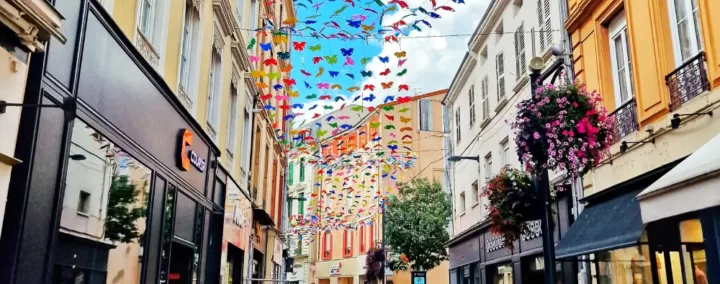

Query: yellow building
left=555, top=0, right=720, bottom=282
left=103, top=0, right=293, bottom=282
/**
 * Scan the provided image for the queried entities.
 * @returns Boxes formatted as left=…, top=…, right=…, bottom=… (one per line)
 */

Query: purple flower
left=533, top=132, right=541, bottom=139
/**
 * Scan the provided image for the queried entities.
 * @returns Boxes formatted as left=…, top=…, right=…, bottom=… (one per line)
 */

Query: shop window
left=592, top=245, right=652, bottom=283
left=493, top=264, right=513, bottom=284
left=343, top=229, right=353, bottom=258
left=322, top=231, right=332, bottom=260
left=56, top=119, right=152, bottom=283
left=667, top=0, right=703, bottom=65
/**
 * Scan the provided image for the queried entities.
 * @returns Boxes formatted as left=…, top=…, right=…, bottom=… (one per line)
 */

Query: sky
left=288, top=0, right=491, bottom=125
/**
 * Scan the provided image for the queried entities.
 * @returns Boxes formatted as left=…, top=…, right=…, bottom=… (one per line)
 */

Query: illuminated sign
left=177, top=129, right=206, bottom=172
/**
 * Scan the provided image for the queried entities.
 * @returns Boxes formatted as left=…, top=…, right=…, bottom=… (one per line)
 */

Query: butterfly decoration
left=260, top=42, right=272, bottom=51
left=293, top=41, right=306, bottom=51
left=378, top=56, right=390, bottom=63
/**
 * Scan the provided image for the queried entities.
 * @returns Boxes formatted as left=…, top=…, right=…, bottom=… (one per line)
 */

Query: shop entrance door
left=227, top=244, right=245, bottom=284
left=168, top=243, right=194, bottom=284
left=650, top=218, right=709, bottom=284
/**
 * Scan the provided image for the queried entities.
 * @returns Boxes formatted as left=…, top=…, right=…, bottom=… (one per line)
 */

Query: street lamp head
left=448, top=156, right=462, bottom=162
left=551, top=43, right=565, bottom=57
left=448, top=156, right=479, bottom=162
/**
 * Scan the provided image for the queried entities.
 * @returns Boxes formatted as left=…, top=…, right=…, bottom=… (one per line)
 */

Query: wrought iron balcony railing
left=609, top=98, right=639, bottom=143
left=666, top=52, right=711, bottom=111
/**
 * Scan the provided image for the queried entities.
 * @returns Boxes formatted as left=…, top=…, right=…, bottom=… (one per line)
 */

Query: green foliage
left=104, top=175, right=146, bottom=243
left=385, top=178, right=451, bottom=271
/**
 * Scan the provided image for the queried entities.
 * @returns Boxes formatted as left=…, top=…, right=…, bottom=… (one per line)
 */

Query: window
left=496, top=53, right=506, bottom=101
left=608, top=12, right=634, bottom=106
left=537, top=0, right=553, bottom=51
left=179, top=2, right=200, bottom=99
left=227, top=85, right=239, bottom=157
left=471, top=181, right=479, bottom=205
left=298, top=193, right=305, bottom=215
left=443, top=105, right=451, bottom=133
left=419, top=99, right=433, bottom=131
left=139, top=0, right=156, bottom=38
left=459, top=191, right=466, bottom=213
left=77, top=191, right=91, bottom=214
left=288, top=162, right=294, bottom=185
left=500, top=138, right=510, bottom=167
left=359, top=225, right=366, bottom=253
left=241, top=93, right=253, bottom=177
left=323, top=231, right=332, bottom=259
left=343, top=229, right=353, bottom=257
left=455, top=108, right=461, bottom=144
left=515, top=23, right=527, bottom=80
left=484, top=153, right=493, bottom=179
left=481, top=76, right=490, bottom=121
left=235, top=0, right=245, bottom=26
left=207, top=49, right=222, bottom=133
left=668, top=0, right=703, bottom=65
left=299, top=158, right=305, bottom=181
left=250, top=0, right=259, bottom=30
left=468, top=86, right=476, bottom=126
left=59, top=119, right=153, bottom=284
left=369, top=223, right=375, bottom=245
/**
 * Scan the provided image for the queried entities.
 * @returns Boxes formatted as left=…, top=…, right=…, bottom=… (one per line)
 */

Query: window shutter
left=496, top=53, right=505, bottom=100
left=537, top=0, right=545, bottom=50
left=543, top=0, right=552, bottom=50
left=515, top=23, right=526, bottom=81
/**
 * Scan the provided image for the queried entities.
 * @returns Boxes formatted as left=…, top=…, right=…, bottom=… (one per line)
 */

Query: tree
left=385, top=178, right=452, bottom=271
left=104, top=175, right=146, bottom=243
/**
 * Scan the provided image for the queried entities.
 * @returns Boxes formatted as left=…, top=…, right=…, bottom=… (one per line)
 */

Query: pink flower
left=533, top=132, right=541, bottom=139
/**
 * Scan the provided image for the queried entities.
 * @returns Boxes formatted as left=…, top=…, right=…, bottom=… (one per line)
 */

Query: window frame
left=359, top=225, right=366, bottom=253
left=608, top=12, right=634, bottom=107
left=484, top=153, right=493, bottom=180
left=226, top=84, right=239, bottom=158
left=500, top=137, right=510, bottom=167
left=455, top=107, right=461, bottom=144
left=471, top=181, right=479, bottom=205
left=206, top=48, right=222, bottom=132
left=468, top=85, right=476, bottom=126
left=459, top=191, right=466, bottom=214
left=667, top=0, right=703, bottom=66
left=322, top=231, right=332, bottom=259
left=343, top=229, right=354, bottom=258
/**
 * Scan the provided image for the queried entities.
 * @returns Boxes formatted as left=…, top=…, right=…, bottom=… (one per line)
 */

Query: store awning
left=638, top=132, right=720, bottom=223
left=555, top=189, right=644, bottom=259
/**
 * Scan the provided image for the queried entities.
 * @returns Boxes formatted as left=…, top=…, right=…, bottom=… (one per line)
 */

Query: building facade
left=442, top=0, right=577, bottom=283
left=0, top=0, right=65, bottom=239
left=554, top=0, right=720, bottom=283
left=0, top=1, right=224, bottom=283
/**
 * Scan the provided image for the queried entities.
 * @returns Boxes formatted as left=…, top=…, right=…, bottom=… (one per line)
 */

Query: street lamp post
left=529, top=62, right=558, bottom=284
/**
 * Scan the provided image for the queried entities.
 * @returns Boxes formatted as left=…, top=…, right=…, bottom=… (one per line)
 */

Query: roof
left=378, top=89, right=448, bottom=107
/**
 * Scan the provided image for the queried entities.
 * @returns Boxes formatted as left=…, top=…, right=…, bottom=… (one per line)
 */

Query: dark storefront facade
left=448, top=194, right=576, bottom=284
left=0, top=1, right=224, bottom=284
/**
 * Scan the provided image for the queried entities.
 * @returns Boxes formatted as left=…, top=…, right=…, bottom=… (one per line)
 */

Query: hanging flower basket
left=481, top=167, right=535, bottom=249
left=512, top=81, right=614, bottom=176
left=365, top=246, right=386, bottom=283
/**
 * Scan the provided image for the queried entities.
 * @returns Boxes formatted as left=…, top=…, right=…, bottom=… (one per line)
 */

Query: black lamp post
left=529, top=59, right=558, bottom=284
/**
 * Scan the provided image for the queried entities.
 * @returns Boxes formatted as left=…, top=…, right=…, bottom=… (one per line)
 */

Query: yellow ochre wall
left=567, top=0, right=720, bottom=195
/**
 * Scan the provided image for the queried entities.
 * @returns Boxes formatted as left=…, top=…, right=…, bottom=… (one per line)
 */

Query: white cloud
left=359, top=0, right=490, bottom=103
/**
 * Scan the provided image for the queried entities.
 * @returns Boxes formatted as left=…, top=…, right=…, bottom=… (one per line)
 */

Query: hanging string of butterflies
left=241, top=0, right=464, bottom=243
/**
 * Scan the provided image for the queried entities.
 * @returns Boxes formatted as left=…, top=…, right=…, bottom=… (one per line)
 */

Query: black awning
left=253, top=208, right=276, bottom=227
left=555, top=189, right=644, bottom=259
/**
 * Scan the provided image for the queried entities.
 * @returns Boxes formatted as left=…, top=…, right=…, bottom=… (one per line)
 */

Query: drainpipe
left=247, top=78, right=260, bottom=284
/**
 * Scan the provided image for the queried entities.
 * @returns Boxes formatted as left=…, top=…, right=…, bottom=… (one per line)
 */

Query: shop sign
left=520, top=220, right=542, bottom=241
left=177, top=129, right=206, bottom=172
left=412, top=271, right=427, bottom=284
left=330, top=263, right=342, bottom=275
left=232, top=204, right=247, bottom=228
left=486, top=235, right=506, bottom=252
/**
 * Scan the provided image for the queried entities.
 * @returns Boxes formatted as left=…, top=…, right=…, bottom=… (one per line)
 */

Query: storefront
left=555, top=156, right=720, bottom=283
left=447, top=194, right=575, bottom=284
left=222, top=172, right=254, bottom=284
left=0, top=2, right=223, bottom=284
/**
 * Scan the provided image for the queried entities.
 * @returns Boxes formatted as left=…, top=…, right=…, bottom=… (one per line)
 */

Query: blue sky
left=290, top=0, right=387, bottom=107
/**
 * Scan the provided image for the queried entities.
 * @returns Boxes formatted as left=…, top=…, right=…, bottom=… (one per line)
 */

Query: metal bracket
left=0, top=96, right=76, bottom=121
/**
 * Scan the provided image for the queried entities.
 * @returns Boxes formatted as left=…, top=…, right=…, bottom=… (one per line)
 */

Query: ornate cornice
left=232, top=67, right=241, bottom=87
left=191, top=0, right=204, bottom=13
left=0, top=0, right=66, bottom=52
left=213, top=0, right=239, bottom=39
left=213, top=24, right=224, bottom=55
left=231, top=40, right=251, bottom=70
left=564, top=0, right=600, bottom=32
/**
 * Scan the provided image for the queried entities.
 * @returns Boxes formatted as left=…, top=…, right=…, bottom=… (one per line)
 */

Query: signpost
left=412, top=271, right=426, bottom=284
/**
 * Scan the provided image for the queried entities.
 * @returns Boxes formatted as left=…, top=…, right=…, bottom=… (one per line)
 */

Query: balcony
left=609, top=98, right=639, bottom=142
left=666, top=52, right=711, bottom=111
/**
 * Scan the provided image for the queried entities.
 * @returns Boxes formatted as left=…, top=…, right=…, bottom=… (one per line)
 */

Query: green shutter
left=299, top=159, right=305, bottom=181
left=288, top=162, right=294, bottom=185
left=299, top=193, right=305, bottom=215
